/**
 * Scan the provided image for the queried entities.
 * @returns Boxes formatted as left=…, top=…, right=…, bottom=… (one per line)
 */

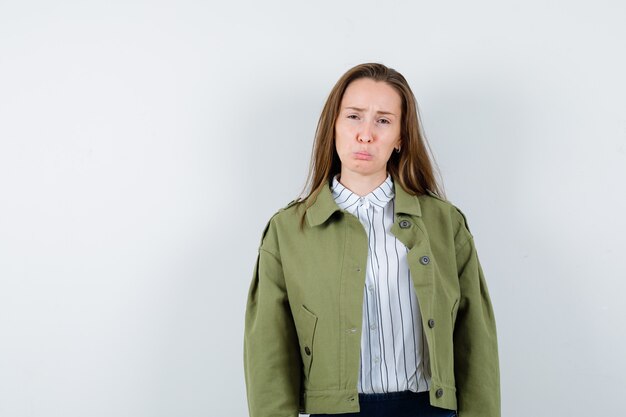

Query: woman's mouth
left=354, top=151, right=373, bottom=160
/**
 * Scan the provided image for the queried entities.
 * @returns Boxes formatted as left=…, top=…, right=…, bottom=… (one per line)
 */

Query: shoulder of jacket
left=421, top=190, right=456, bottom=214
left=425, top=189, right=445, bottom=201
left=259, top=198, right=302, bottom=242
left=420, top=189, right=451, bottom=209
left=280, top=198, right=300, bottom=211
left=421, top=190, right=473, bottom=235
left=452, top=204, right=472, bottom=235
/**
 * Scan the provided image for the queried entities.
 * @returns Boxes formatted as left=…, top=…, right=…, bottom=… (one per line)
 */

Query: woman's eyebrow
left=344, top=106, right=397, bottom=116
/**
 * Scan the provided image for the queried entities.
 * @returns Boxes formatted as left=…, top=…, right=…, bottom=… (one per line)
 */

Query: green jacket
left=243, top=180, right=500, bottom=417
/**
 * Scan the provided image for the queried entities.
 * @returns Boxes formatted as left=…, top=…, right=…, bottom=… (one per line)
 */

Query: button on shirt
left=331, top=174, right=431, bottom=394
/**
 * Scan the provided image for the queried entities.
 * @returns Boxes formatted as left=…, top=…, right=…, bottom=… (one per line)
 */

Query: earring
left=395, top=147, right=401, bottom=153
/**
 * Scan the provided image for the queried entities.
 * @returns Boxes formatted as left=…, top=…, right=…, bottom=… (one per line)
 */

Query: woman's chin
left=341, top=164, right=385, bottom=178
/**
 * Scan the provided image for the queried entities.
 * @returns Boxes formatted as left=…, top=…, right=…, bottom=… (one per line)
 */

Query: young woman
left=244, top=63, right=500, bottom=417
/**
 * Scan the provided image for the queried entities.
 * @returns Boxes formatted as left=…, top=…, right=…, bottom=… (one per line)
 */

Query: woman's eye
left=378, top=119, right=390, bottom=124
left=347, top=114, right=359, bottom=119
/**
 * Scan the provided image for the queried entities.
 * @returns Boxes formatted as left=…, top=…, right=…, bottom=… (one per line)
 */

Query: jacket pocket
left=297, top=304, right=318, bottom=380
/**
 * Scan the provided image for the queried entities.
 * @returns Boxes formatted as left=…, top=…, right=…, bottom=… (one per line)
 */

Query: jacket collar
left=306, top=176, right=422, bottom=227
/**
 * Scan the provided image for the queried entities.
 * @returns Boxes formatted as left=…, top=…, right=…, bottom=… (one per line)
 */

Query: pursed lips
left=354, top=151, right=373, bottom=160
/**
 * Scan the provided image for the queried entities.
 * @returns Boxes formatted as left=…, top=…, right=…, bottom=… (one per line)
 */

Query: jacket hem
left=300, top=388, right=361, bottom=414
left=299, top=383, right=457, bottom=414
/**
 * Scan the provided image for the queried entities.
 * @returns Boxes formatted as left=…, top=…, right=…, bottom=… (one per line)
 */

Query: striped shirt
left=331, top=173, right=431, bottom=394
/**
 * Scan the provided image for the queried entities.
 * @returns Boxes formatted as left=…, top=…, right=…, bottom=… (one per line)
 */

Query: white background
left=1, top=1, right=625, bottom=416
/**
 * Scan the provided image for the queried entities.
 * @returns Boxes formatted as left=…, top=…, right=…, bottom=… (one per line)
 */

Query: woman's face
left=334, top=78, right=402, bottom=181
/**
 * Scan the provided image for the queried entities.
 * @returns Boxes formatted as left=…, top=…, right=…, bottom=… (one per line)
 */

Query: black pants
left=310, top=390, right=457, bottom=417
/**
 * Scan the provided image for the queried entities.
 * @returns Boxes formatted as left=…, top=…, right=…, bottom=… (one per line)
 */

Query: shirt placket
left=358, top=199, right=384, bottom=392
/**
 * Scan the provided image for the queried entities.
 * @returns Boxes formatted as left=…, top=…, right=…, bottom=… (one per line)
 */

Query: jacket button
left=399, top=220, right=411, bottom=229
left=304, top=346, right=311, bottom=356
left=435, top=388, right=444, bottom=398
left=420, top=255, right=430, bottom=265
left=428, top=319, right=435, bottom=328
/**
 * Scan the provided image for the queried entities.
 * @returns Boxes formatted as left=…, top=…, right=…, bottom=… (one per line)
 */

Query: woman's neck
left=338, top=170, right=388, bottom=197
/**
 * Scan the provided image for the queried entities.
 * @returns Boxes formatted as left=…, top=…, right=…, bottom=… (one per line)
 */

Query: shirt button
left=420, top=255, right=430, bottom=265
left=368, top=285, right=374, bottom=292
left=428, top=319, right=436, bottom=328
left=370, top=324, right=376, bottom=330
left=373, top=357, right=380, bottom=363
left=435, top=388, right=444, bottom=398
left=399, top=220, right=411, bottom=229
left=304, top=346, right=311, bottom=356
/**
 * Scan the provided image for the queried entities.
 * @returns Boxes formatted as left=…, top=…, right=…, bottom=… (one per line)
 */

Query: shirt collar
left=330, top=174, right=394, bottom=214
left=305, top=175, right=422, bottom=227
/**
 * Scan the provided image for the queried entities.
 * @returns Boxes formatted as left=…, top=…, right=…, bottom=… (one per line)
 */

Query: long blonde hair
left=298, top=63, right=445, bottom=227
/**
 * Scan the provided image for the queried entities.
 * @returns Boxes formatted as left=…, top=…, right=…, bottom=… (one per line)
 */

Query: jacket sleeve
left=453, top=216, right=501, bottom=417
left=243, top=219, right=302, bottom=417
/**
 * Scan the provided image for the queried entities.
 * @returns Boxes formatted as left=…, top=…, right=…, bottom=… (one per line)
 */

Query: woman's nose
left=358, top=123, right=373, bottom=143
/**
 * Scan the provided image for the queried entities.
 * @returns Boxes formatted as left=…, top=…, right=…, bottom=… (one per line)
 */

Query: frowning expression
left=334, top=78, right=402, bottom=179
